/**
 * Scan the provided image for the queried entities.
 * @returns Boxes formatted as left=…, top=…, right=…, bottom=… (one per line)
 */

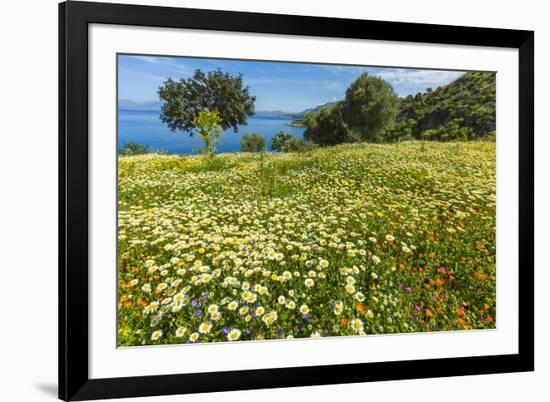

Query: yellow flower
left=151, top=330, right=163, bottom=341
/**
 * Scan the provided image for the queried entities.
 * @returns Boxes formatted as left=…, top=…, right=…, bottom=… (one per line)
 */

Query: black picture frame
left=59, top=1, right=534, bottom=400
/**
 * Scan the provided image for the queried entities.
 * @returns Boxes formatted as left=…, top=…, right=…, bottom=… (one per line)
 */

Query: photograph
left=116, top=54, right=497, bottom=346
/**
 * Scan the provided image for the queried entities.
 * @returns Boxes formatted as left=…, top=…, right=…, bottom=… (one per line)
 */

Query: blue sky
left=118, top=54, right=465, bottom=113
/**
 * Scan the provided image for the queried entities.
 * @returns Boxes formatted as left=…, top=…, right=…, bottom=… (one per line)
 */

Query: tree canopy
left=158, top=68, right=256, bottom=135
left=342, top=73, right=400, bottom=142
left=304, top=73, right=399, bottom=145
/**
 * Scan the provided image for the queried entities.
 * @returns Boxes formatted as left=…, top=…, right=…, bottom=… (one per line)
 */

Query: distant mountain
left=254, top=110, right=304, bottom=119
left=120, top=101, right=342, bottom=119
left=119, top=99, right=161, bottom=111
left=256, top=102, right=341, bottom=120
left=301, top=101, right=339, bottom=115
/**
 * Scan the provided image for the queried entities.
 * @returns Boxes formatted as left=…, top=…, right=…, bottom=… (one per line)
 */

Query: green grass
left=117, top=141, right=496, bottom=346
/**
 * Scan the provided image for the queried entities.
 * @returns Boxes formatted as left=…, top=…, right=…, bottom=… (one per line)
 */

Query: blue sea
left=118, top=109, right=305, bottom=154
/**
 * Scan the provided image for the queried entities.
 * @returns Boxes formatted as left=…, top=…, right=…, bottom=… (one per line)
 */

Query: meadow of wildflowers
left=117, top=141, right=496, bottom=346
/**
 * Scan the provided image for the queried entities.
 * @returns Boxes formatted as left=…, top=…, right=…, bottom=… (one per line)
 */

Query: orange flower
left=457, top=318, right=466, bottom=326
left=340, top=318, right=349, bottom=326
left=456, top=308, right=465, bottom=316
left=429, top=278, right=436, bottom=285
left=356, top=304, right=365, bottom=314
left=487, top=314, right=494, bottom=322
left=425, top=309, right=433, bottom=318
left=399, top=263, right=405, bottom=269
left=438, top=278, right=446, bottom=285
left=484, top=303, right=490, bottom=310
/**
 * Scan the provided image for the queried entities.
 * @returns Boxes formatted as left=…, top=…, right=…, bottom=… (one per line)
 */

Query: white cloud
left=374, top=68, right=464, bottom=93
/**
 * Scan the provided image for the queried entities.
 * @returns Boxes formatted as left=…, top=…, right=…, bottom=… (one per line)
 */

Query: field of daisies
left=117, top=141, right=496, bottom=346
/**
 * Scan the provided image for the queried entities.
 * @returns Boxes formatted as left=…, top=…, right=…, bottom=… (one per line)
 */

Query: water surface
left=118, top=109, right=305, bottom=154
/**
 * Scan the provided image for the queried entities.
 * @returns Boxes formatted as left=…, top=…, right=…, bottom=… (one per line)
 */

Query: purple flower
left=415, top=304, right=421, bottom=312
left=432, top=295, right=438, bottom=301
left=222, top=326, right=230, bottom=334
left=245, top=328, right=252, bottom=334
left=195, top=309, right=203, bottom=316
left=191, top=300, right=198, bottom=307
left=405, top=287, right=412, bottom=293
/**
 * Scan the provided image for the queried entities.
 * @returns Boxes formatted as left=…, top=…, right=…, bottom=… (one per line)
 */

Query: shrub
left=271, top=132, right=314, bottom=153
left=119, top=142, right=150, bottom=155
left=240, top=133, right=266, bottom=152
left=271, top=132, right=294, bottom=152
left=284, top=137, right=315, bottom=152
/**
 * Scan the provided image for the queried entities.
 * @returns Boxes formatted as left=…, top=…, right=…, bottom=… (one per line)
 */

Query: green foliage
left=240, top=133, right=266, bottom=152
left=303, top=103, right=358, bottom=145
left=343, top=73, right=400, bottom=142
left=193, top=109, right=223, bottom=157
left=271, top=132, right=294, bottom=152
left=272, top=131, right=315, bottom=152
left=303, top=71, right=495, bottom=145
left=285, top=137, right=315, bottom=153
left=398, top=72, right=496, bottom=140
left=304, top=73, right=399, bottom=144
left=119, top=142, right=150, bottom=155
left=158, top=68, right=255, bottom=135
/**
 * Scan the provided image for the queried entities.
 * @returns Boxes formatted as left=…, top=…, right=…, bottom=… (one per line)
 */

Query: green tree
left=343, top=73, right=400, bottom=142
left=193, top=110, right=223, bottom=156
left=240, top=133, right=266, bottom=152
left=158, top=68, right=255, bottom=138
left=303, top=103, right=357, bottom=145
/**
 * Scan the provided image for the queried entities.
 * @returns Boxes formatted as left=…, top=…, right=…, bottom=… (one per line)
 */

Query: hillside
left=117, top=141, right=496, bottom=345
left=394, top=72, right=496, bottom=140
left=301, top=101, right=339, bottom=115
left=299, top=72, right=496, bottom=143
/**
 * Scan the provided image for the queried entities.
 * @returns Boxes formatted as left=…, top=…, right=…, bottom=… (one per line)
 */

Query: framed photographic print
left=59, top=1, right=534, bottom=400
